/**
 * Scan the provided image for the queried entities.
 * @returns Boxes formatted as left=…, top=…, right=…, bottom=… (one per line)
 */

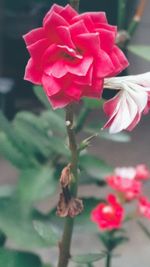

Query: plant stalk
left=57, top=105, right=78, bottom=267
left=57, top=0, right=80, bottom=265
left=127, top=0, right=148, bottom=36
left=106, top=252, right=111, bottom=267
left=118, top=0, right=127, bottom=29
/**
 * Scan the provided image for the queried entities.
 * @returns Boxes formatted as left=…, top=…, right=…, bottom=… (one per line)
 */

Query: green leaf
left=48, top=136, right=69, bottom=157
left=0, top=185, right=15, bottom=198
left=0, top=112, right=39, bottom=168
left=40, top=110, right=66, bottom=135
left=83, top=98, right=104, bottom=109
left=99, top=230, right=128, bottom=251
left=18, top=166, right=57, bottom=205
left=15, top=111, right=44, bottom=130
left=71, top=253, right=105, bottom=264
left=85, top=126, right=131, bottom=143
left=128, top=45, right=150, bottom=61
left=0, top=248, right=42, bottom=267
left=14, top=113, right=68, bottom=158
left=16, top=110, right=66, bottom=137
left=138, top=221, right=150, bottom=239
left=0, top=132, right=32, bottom=169
left=33, top=85, right=50, bottom=109
left=79, top=154, right=113, bottom=181
left=100, top=131, right=131, bottom=143
left=0, top=198, right=49, bottom=248
left=13, top=116, right=52, bottom=159
left=33, top=220, right=59, bottom=246
left=0, top=112, right=34, bottom=166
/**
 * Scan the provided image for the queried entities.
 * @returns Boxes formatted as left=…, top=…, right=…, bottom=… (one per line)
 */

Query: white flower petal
left=103, top=72, right=150, bottom=133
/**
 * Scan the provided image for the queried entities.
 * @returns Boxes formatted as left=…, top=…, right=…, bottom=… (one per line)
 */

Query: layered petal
left=24, top=58, right=42, bottom=84
left=24, top=4, right=128, bottom=109
left=23, top=27, right=45, bottom=46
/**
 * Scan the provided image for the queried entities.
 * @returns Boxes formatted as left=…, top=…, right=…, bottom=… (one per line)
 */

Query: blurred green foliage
left=0, top=86, right=131, bottom=266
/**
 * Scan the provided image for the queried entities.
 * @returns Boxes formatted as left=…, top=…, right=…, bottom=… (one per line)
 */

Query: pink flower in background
left=91, top=194, right=124, bottom=230
left=135, top=164, right=150, bottom=180
left=138, top=196, right=150, bottom=219
left=107, top=167, right=142, bottom=201
left=23, top=4, right=128, bottom=109
left=103, top=73, right=150, bottom=133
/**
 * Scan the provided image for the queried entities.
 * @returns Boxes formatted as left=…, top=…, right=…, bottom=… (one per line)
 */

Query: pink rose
left=23, top=4, right=128, bottom=109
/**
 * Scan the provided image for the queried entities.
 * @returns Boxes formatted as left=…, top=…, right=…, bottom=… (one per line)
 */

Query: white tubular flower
left=103, top=72, right=150, bottom=134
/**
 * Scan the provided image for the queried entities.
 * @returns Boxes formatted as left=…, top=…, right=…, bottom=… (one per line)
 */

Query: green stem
left=57, top=105, right=78, bottom=267
left=57, top=0, right=80, bottom=265
left=127, top=0, right=148, bottom=37
left=87, top=263, right=94, bottom=267
left=118, top=0, right=127, bottom=29
left=106, top=253, right=111, bottom=267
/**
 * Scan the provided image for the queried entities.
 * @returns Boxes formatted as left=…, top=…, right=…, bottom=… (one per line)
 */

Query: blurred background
left=0, top=0, right=150, bottom=267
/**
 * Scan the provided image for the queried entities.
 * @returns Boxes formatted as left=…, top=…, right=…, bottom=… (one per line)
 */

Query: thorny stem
left=57, top=105, right=79, bottom=267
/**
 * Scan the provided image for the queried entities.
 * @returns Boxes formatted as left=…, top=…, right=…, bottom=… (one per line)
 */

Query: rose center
left=102, top=205, right=115, bottom=221
left=63, top=52, right=76, bottom=61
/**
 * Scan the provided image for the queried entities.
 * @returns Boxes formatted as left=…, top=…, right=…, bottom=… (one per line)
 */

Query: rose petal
left=44, top=11, right=69, bottom=42
left=60, top=4, right=78, bottom=22
left=48, top=93, right=73, bottom=109
left=110, top=46, right=129, bottom=75
left=75, top=33, right=101, bottom=55
left=57, top=26, right=75, bottom=48
left=99, top=29, right=116, bottom=52
left=43, top=4, right=64, bottom=25
left=64, top=83, right=82, bottom=100
left=69, top=20, right=88, bottom=40
left=24, top=58, right=42, bottom=84
left=72, top=14, right=95, bottom=32
left=42, top=74, right=61, bottom=96
left=27, top=39, right=49, bottom=60
left=23, top=27, right=45, bottom=46
left=74, top=65, right=93, bottom=85
left=94, top=51, right=115, bottom=78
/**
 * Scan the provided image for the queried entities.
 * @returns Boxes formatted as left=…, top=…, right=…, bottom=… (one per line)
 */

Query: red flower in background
left=23, top=4, right=128, bottom=109
left=107, top=167, right=142, bottom=201
left=138, top=197, right=150, bottom=219
left=91, top=194, right=124, bottom=230
left=135, top=164, right=150, bottom=180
